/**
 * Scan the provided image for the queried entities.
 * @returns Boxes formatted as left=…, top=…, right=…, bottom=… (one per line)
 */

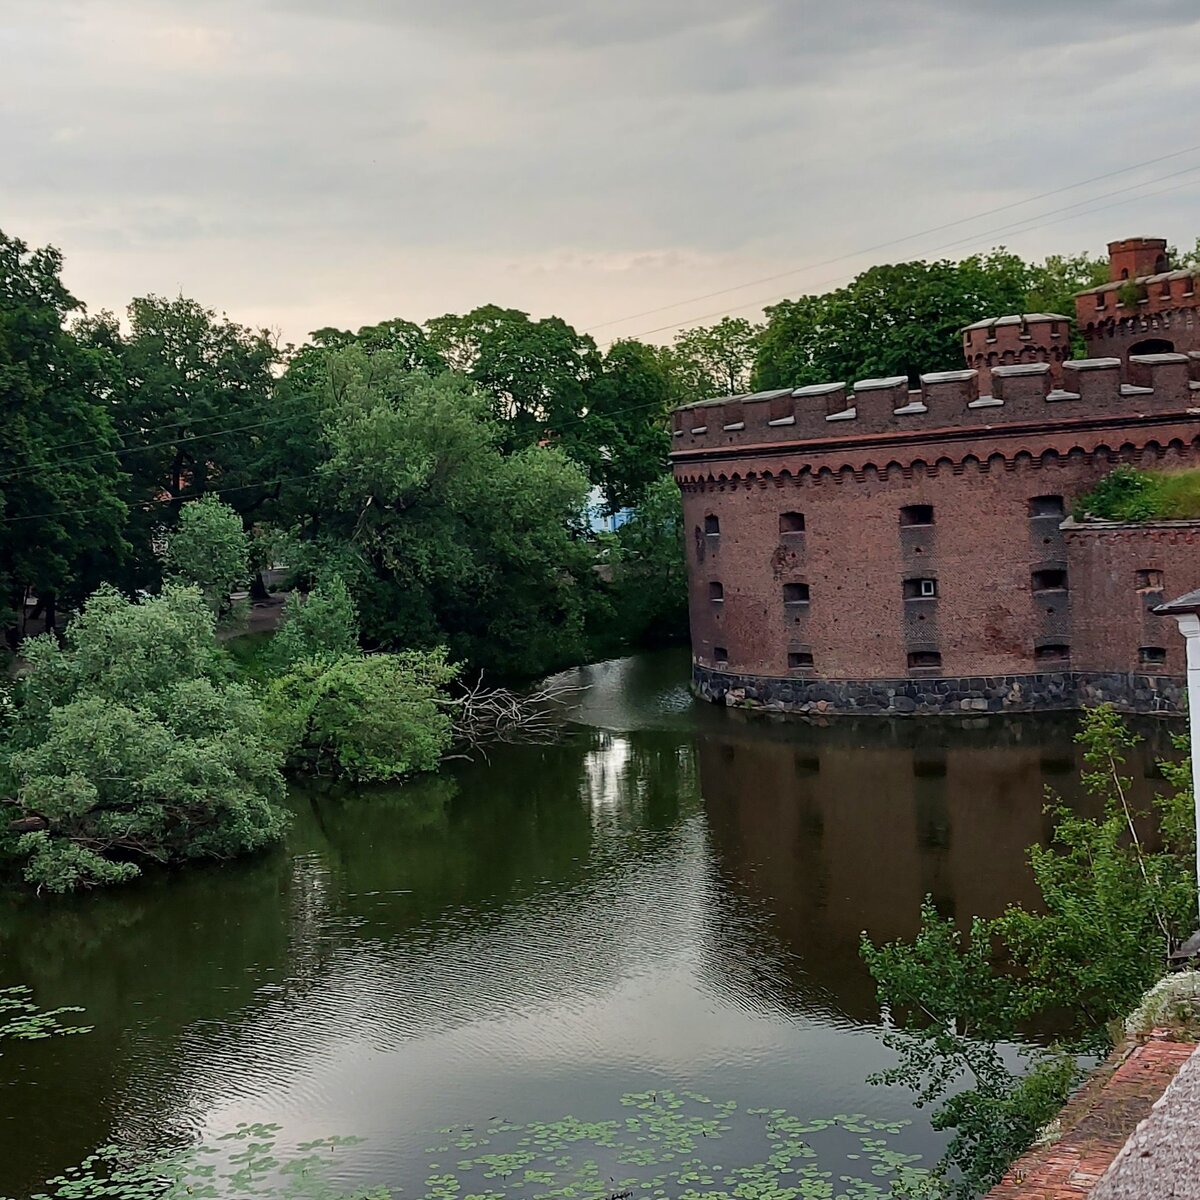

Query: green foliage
left=425, top=304, right=600, bottom=451
left=282, top=349, right=595, bottom=677
left=670, top=317, right=761, bottom=398
left=0, top=986, right=89, bottom=1047
left=862, top=705, right=1197, bottom=1197
left=264, top=649, right=457, bottom=783
left=164, top=494, right=249, bottom=610
left=999, top=705, right=1196, bottom=1026
left=0, top=229, right=128, bottom=637
left=77, top=294, right=287, bottom=597
left=601, top=476, right=689, bottom=648
left=753, top=251, right=1033, bottom=390
left=3, top=585, right=287, bottom=892
left=1022, top=252, right=1109, bottom=355
left=1074, top=465, right=1200, bottom=521
left=16, top=1097, right=940, bottom=1200
left=270, top=577, right=359, bottom=671
left=561, top=338, right=674, bottom=513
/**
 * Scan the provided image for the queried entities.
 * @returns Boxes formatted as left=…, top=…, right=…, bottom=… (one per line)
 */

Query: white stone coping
left=689, top=425, right=708, bottom=434
left=722, top=421, right=745, bottom=431
left=1129, top=352, right=1191, bottom=365
left=853, top=375, right=908, bottom=391
left=1046, top=389, right=1082, bottom=402
left=793, top=382, right=845, bottom=397
left=920, top=369, right=977, bottom=384
left=991, top=362, right=1051, bottom=377
left=1062, top=357, right=1122, bottom=371
left=767, top=415, right=796, bottom=426
left=961, top=313, right=1071, bottom=331
left=968, top=396, right=1004, bottom=408
left=893, top=401, right=928, bottom=415
left=825, top=407, right=857, bottom=422
left=1120, top=384, right=1155, bottom=397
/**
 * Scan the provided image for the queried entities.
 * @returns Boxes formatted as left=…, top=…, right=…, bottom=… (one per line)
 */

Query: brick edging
left=985, top=1034, right=1197, bottom=1198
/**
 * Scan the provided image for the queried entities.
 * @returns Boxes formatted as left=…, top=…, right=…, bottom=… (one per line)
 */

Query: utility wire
left=602, top=167, right=1200, bottom=344
left=582, top=140, right=1200, bottom=335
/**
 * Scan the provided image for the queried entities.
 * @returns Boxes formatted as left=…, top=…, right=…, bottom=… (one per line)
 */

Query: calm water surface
left=0, top=649, right=1180, bottom=1197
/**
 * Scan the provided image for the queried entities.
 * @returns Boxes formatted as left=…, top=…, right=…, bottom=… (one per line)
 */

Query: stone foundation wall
left=692, top=662, right=1186, bottom=716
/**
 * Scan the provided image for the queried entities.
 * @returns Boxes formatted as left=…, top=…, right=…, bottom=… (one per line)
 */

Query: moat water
left=0, top=648, right=1182, bottom=1198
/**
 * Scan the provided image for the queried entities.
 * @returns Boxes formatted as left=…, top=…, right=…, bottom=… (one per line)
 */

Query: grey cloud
left=5, top=0, right=1200, bottom=342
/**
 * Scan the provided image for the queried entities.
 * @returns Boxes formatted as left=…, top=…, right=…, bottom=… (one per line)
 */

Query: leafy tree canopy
left=285, top=346, right=595, bottom=677
left=264, top=648, right=457, bottom=783
left=163, top=494, right=249, bottom=610
left=3, top=585, right=287, bottom=892
left=0, top=229, right=128, bottom=636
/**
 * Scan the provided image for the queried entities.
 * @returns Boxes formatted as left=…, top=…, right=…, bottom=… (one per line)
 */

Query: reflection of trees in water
left=0, top=704, right=1184, bottom=1199
left=0, top=730, right=709, bottom=1198
left=696, top=715, right=1183, bottom=1026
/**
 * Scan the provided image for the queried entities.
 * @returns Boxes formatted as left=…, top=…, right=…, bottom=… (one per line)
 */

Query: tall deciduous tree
left=752, top=252, right=1033, bottom=390
left=0, top=230, right=127, bottom=640
left=425, top=305, right=601, bottom=449
left=562, top=339, right=674, bottom=514
left=287, top=346, right=595, bottom=677
left=671, top=317, right=761, bottom=397
left=81, top=295, right=286, bottom=592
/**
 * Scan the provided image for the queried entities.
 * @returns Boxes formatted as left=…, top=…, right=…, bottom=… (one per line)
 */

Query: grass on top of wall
left=1075, top=466, right=1200, bottom=523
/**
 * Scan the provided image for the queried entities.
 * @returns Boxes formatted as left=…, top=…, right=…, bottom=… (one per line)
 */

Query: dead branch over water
left=443, top=675, right=587, bottom=759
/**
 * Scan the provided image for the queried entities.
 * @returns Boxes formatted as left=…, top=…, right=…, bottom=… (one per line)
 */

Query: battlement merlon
left=669, top=353, right=1200, bottom=457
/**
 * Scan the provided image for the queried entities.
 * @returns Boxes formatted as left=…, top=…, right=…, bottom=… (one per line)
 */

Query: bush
left=163, top=495, right=249, bottom=610
left=264, top=649, right=457, bottom=782
left=861, top=704, right=1196, bottom=1197
left=1075, top=466, right=1200, bottom=522
left=270, top=576, right=359, bottom=671
left=4, top=586, right=287, bottom=892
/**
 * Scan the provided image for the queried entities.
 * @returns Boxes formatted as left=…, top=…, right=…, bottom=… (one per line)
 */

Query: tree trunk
left=250, top=571, right=270, bottom=603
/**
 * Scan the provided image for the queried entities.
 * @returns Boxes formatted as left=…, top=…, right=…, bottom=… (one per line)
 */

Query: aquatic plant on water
left=14, top=1093, right=940, bottom=1200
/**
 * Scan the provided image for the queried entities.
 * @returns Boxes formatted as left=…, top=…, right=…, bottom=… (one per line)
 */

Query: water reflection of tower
left=695, top=719, right=1165, bottom=1025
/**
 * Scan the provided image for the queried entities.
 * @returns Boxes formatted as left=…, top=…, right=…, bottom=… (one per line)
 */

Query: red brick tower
left=1076, top=237, right=1200, bottom=364
left=961, top=314, right=1072, bottom=395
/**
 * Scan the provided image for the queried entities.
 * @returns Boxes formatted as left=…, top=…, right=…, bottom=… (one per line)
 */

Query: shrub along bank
left=0, top=575, right=473, bottom=892
left=862, top=705, right=1197, bottom=1198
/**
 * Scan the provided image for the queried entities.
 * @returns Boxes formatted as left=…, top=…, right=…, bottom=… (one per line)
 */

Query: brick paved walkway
left=986, top=1035, right=1197, bottom=1199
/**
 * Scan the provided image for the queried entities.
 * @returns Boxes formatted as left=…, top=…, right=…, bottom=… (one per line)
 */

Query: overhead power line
left=585, top=144, right=1200, bottom=343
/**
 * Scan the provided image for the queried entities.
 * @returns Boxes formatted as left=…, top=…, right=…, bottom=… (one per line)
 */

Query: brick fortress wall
left=672, top=351, right=1200, bottom=716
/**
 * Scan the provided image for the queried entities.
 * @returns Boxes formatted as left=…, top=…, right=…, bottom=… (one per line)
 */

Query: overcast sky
left=4, top=1, right=1200, bottom=346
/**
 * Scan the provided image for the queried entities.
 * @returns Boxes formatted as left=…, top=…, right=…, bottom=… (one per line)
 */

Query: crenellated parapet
left=670, top=353, right=1200, bottom=462
left=961, top=313, right=1073, bottom=394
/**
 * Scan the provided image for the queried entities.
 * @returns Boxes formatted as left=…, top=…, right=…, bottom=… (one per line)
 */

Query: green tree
left=0, top=230, right=128, bottom=640
left=3, top=585, right=287, bottom=892
left=163, top=494, right=249, bottom=611
left=285, top=346, right=595, bottom=676
left=671, top=317, right=761, bottom=397
left=753, top=252, right=1033, bottom=389
left=264, top=648, right=457, bottom=782
left=425, top=305, right=601, bottom=449
left=562, top=339, right=673, bottom=513
left=603, top=476, right=688, bottom=648
left=862, top=705, right=1196, bottom=1196
left=270, top=575, right=359, bottom=670
left=80, top=295, right=287, bottom=592
left=1023, top=252, right=1109, bottom=354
